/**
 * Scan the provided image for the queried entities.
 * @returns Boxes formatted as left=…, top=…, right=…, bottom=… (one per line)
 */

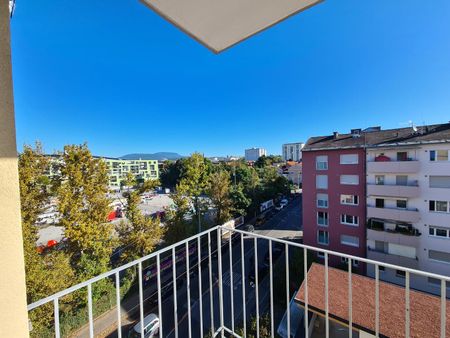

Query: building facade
left=302, top=131, right=367, bottom=273
left=364, top=126, right=450, bottom=295
left=103, top=158, right=159, bottom=189
left=244, top=147, right=267, bottom=162
left=303, top=123, right=450, bottom=294
left=282, top=142, right=304, bottom=162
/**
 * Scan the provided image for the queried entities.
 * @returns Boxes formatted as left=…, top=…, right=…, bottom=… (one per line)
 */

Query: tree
left=236, top=314, right=271, bottom=338
left=164, top=190, right=194, bottom=244
left=230, top=184, right=251, bottom=217
left=118, top=179, right=165, bottom=261
left=19, top=143, right=74, bottom=331
left=254, top=154, right=283, bottom=168
left=177, top=153, right=211, bottom=232
left=159, top=159, right=185, bottom=189
left=56, top=144, right=114, bottom=278
left=207, top=170, right=233, bottom=225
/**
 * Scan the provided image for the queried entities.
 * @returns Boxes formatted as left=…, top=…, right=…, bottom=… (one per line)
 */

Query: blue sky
left=11, top=0, right=450, bottom=157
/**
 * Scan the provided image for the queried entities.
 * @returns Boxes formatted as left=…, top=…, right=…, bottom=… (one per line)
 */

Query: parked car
left=275, top=204, right=283, bottom=211
left=280, top=198, right=289, bottom=206
left=128, top=314, right=159, bottom=338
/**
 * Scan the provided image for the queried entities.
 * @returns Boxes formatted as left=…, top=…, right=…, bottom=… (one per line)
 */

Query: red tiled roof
left=295, top=263, right=450, bottom=338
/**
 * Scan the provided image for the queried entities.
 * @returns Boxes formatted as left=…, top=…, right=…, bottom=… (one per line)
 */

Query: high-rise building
left=302, top=123, right=450, bottom=294
left=282, top=142, right=304, bottom=162
left=244, top=147, right=266, bottom=162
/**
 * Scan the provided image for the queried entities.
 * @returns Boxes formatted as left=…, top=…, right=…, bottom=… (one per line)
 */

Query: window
left=428, top=277, right=450, bottom=288
left=316, top=175, right=328, bottom=189
left=396, top=270, right=406, bottom=278
left=375, top=198, right=385, bottom=208
left=341, top=194, right=358, bottom=205
left=340, top=175, right=359, bottom=185
left=396, top=200, right=407, bottom=209
left=341, top=214, right=359, bottom=226
left=429, top=200, right=449, bottom=213
left=429, top=226, right=450, bottom=239
left=429, top=176, right=450, bottom=189
left=317, top=193, right=328, bottom=208
left=379, top=266, right=385, bottom=272
left=430, top=150, right=449, bottom=162
left=340, top=235, right=359, bottom=247
left=317, top=211, right=329, bottom=226
left=396, top=175, right=408, bottom=186
left=341, top=257, right=359, bottom=267
left=340, top=154, right=359, bottom=164
left=396, top=152, right=408, bottom=161
left=429, top=250, right=450, bottom=264
left=375, top=175, right=385, bottom=185
left=317, top=230, right=329, bottom=245
left=316, top=156, right=328, bottom=170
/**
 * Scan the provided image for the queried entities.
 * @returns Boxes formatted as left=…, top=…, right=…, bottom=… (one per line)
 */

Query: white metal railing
left=27, top=224, right=450, bottom=338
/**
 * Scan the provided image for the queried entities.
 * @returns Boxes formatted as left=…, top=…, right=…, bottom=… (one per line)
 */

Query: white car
left=275, top=205, right=284, bottom=211
left=129, top=314, right=159, bottom=338
left=280, top=199, right=289, bottom=206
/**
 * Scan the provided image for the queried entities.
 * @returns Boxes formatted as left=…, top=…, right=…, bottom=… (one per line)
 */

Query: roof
left=303, top=123, right=450, bottom=151
left=295, top=264, right=450, bottom=338
left=133, top=313, right=158, bottom=333
left=140, top=0, right=322, bottom=54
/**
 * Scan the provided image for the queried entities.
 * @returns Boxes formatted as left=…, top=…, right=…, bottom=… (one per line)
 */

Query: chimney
left=333, top=131, right=339, bottom=139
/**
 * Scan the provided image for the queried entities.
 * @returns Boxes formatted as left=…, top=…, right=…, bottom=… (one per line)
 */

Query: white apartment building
left=282, top=142, right=304, bottom=162
left=365, top=125, right=450, bottom=295
left=244, top=147, right=266, bottom=162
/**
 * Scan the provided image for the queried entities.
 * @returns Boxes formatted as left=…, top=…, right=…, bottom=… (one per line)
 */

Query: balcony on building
left=367, top=181, right=420, bottom=198
left=367, top=246, right=419, bottom=270
left=367, top=218, right=421, bottom=247
left=367, top=153, right=420, bottom=174
left=367, top=205, right=420, bottom=223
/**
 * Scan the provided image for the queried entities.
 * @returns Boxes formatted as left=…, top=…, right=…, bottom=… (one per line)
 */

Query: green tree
left=177, top=153, right=211, bottom=232
left=230, top=184, right=251, bottom=216
left=160, top=159, right=185, bottom=189
left=57, top=144, right=114, bottom=278
left=19, top=143, right=74, bottom=332
left=118, top=179, right=165, bottom=261
left=236, top=314, right=271, bottom=338
left=164, top=190, right=194, bottom=244
left=207, top=170, right=233, bottom=224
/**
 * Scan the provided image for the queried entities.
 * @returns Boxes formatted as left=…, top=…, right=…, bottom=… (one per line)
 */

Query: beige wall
left=0, top=0, right=29, bottom=336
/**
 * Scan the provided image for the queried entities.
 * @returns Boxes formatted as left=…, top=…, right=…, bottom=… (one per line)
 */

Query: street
left=74, top=195, right=302, bottom=338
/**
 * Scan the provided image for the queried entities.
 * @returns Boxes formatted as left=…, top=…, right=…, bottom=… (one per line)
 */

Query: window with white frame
left=341, top=214, right=359, bottom=226
left=429, top=226, right=450, bottom=239
left=430, top=150, right=449, bottom=162
left=340, top=174, right=359, bottom=185
left=429, top=176, right=450, bottom=189
left=429, top=250, right=450, bottom=264
left=340, top=234, right=359, bottom=247
left=317, top=230, right=329, bottom=245
left=429, top=200, right=449, bottom=213
left=340, top=154, right=359, bottom=164
left=317, top=211, right=329, bottom=226
left=316, top=155, right=328, bottom=170
left=340, top=194, right=358, bottom=205
left=317, top=193, right=328, bottom=208
left=316, top=175, right=328, bottom=189
left=341, top=257, right=359, bottom=267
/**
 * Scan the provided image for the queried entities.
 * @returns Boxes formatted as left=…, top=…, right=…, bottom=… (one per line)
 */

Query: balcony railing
left=27, top=225, right=450, bottom=338
left=367, top=205, right=421, bottom=223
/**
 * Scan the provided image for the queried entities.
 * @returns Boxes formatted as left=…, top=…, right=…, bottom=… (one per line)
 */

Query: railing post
left=375, top=264, right=380, bottom=337
left=217, top=227, right=224, bottom=337
left=441, top=279, right=447, bottom=338
left=157, top=254, right=163, bottom=338
left=115, top=272, right=122, bottom=338
left=405, top=271, right=410, bottom=338
left=208, top=232, right=214, bottom=335
left=324, top=252, right=329, bottom=338
left=186, top=242, right=192, bottom=338
left=286, top=243, right=290, bottom=338
left=348, top=259, right=352, bottom=338
left=241, top=232, right=247, bottom=337
left=87, top=283, right=94, bottom=338
left=269, top=240, right=274, bottom=338
left=197, top=236, right=204, bottom=338
left=255, top=237, right=260, bottom=338
left=229, top=231, right=235, bottom=333
left=304, top=248, right=308, bottom=338
left=138, top=262, right=144, bottom=338
left=172, top=247, right=178, bottom=338
left=54, top=298, right=60, bottom=338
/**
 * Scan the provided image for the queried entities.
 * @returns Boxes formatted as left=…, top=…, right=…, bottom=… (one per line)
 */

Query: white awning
left=140, top=0, right=323, bottom=53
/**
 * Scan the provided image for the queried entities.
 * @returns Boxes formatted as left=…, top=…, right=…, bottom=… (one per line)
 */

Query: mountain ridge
left=120, top=152, right=185, bottom=161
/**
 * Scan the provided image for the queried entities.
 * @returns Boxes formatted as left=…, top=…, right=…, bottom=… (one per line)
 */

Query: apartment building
left=282, top=142, right=304, bottom=162
left=103, top=157, right=159, bottom=189
left=303, top=123, right=450, bottom=294
left=364, top=124, right=450, bottom=295
left=302, top=129, right=367, bottom=272
left=244, top=147, right=267, bottom=161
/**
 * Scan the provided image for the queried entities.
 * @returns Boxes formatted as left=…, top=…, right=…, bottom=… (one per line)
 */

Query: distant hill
left=120, top=152, right=185, bottom=161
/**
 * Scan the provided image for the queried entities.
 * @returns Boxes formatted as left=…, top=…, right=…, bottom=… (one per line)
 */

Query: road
left=74, top=195, right=302, bottom=337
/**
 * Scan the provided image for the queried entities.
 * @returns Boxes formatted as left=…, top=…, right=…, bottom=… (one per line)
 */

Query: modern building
left=244, top=147, right=266, bottom=162
left=303, top=123, right=450, bottom=294
left=279, top=161, right=303, bottom=186
left=282, top=142, right=304, bottom=162
left=103, top=157, right=159, bottom=189
left=302, top=129, right=367, bottom=273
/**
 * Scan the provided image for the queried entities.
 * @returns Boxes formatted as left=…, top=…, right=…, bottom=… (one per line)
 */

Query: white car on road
left=128, top=314, right=159, bottom=338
